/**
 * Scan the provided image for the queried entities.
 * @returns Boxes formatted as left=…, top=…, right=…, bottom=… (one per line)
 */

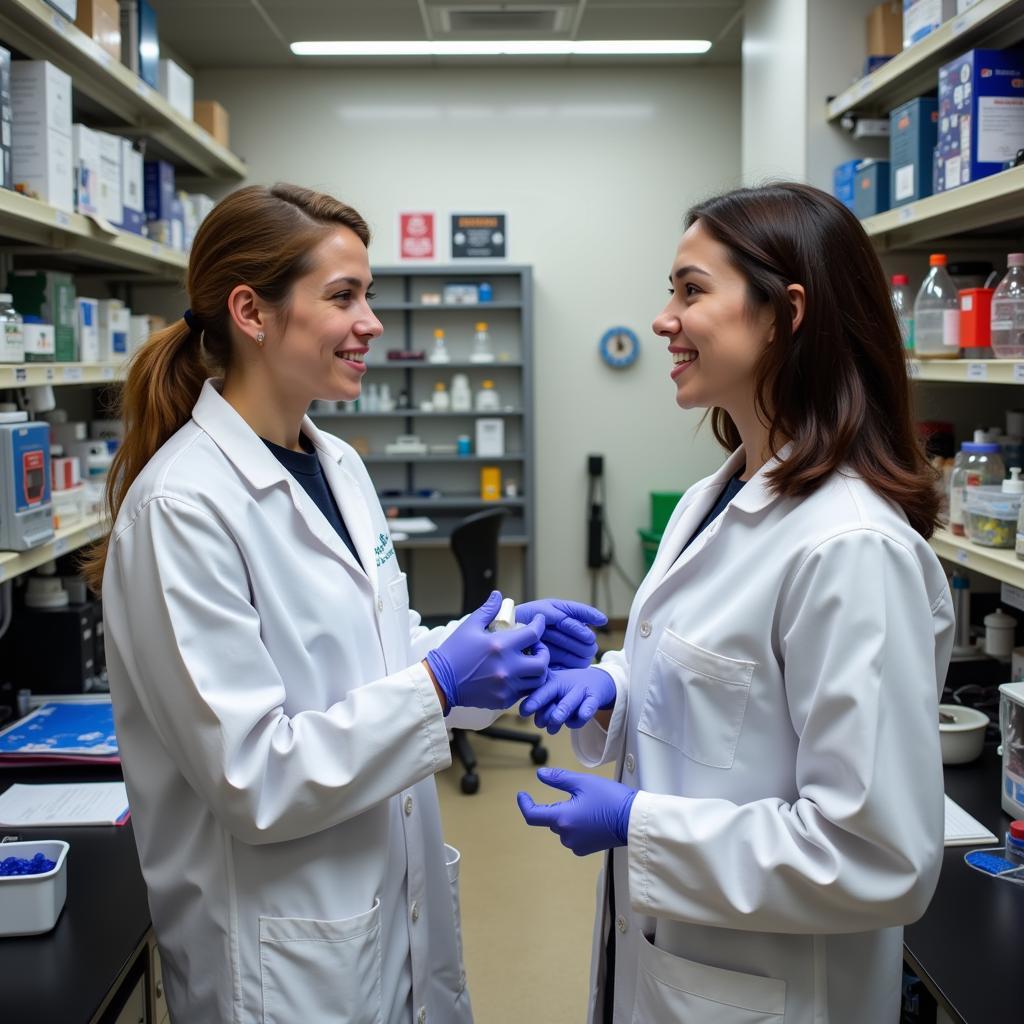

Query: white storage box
left=0, top=839, right=69, bottom=937
left=95, top=130, right=123, bottom=225
left=52, top=482, right=85, bottom=528
left=1000, top=682, right=1024, bottom=817
left=158, top=59, right=194, bottom=121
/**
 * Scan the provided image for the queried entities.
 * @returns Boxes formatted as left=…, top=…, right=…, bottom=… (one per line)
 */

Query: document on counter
left=388, top=517, right=438, bottom=534
left=944, top=794, right=999, bottom=847
left=0, top=782, right=130, bottom=827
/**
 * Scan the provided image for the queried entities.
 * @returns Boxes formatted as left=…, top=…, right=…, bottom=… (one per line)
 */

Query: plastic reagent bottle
left=470, top=321, right=495, bottom=363
left=914, top=254, right=959, bottom=358
left=891, top=274, right=914, bottom=350
left=429, top=328, right=451, bottom=364
left=991, top=253, right=1024, bottom=359
left=1006, top=821, right=1024, bottom=865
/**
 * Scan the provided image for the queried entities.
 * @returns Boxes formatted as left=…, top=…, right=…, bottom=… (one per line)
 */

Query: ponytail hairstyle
left=81, top=184, right=371, bottom=591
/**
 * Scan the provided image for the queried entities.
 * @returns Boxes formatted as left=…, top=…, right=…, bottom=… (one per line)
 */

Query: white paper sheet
left=944, top=793, right=999, bottom=847
left=0, top=782, right=130, bottom=827
left=388, top=517, right=438, bottom=534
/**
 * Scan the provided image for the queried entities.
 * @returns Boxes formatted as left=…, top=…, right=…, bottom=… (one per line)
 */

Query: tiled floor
left=436, top=713, right=614, bottom=1024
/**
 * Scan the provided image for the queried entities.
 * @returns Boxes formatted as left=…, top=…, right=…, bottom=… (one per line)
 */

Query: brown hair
left=686, top=181, right=939, bottom=538
left=81, top=183, right=371, bottom=591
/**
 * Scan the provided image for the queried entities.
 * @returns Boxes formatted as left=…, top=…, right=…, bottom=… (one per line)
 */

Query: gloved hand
left=425, top=591, right=549, bottom=713
left=519, top=667, right=616, bottom=733
left=517, top=767, right=637, bottom=857
left=514, top=599, right=607, bottom=669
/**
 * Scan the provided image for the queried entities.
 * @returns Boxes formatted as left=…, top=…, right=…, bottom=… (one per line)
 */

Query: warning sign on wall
left=450, top=213, right=507, bottom=260
left=398, top=212, right=436, bottom=260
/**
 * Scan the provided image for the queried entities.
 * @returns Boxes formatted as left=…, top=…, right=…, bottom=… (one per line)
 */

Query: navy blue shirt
left=262, top=434, right=363, bottom=570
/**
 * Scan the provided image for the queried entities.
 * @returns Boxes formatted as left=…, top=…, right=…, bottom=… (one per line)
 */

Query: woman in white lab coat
left=84, top=184, right=605, bottom=1024
left=517, top=182, right=954, bottom=1023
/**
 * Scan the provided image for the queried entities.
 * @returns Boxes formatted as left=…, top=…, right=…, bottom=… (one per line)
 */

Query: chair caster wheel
left=530, top=745, right=549, bottom=765
left=461, top=773, right=480, bottom=794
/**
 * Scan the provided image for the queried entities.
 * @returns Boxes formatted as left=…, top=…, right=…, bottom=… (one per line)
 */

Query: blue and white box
left=903, top=0, right=955, bottom=49
left=833, top=158, right=860, bottom=211
left=118, top=139, right=144, bottom=234
left=938, top=48, right=1024, bottom=191
left=75, top=297, right=99, bottom=363
left=853, top=159, right=891, bottom=218
left=143, top=159, right=175, bottom=222
left=71, top=124, right=100, bottom=215
left=890, top=96, right=938, bottom=205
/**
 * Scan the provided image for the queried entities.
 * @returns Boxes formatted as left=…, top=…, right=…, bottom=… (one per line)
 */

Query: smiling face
left=262, top=226, right=383, bottom=405
left=652, top=219, right=774, bottom=415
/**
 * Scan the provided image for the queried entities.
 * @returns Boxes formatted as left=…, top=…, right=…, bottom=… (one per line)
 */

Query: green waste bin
left=638, top=527, right=662, bottom=573
left=650, top=491, right=683, bottom=534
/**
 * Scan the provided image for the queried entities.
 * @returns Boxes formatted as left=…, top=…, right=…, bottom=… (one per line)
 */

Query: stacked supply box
left=10, top=61, right=73, bottom=212
left=144, top=160, right=183, bottom=249
left=75, top=0, right=121, bottom=62
left=118, top=138, right=143, bottom=233
left=71, top=123, right=101, bottom=215
left=903, top=0, right=955, bottom=48
left=833, top=158, right=860, bottom=211
left=97, top=299, right=129, bottom=362
left=890, top=97, right=938, bottom=205
left=938, top=49, right=1024, bottom=191
left=0, top=47, right=11, bottom=191
left=95, top=130, right=122, bottom=224
left=853, top=159, right=891, bottom=218
left=76, top=297, right=99, bottom=362
left=158, top=59, right=193, bottom=121
left=9, top=272, right=77, bottom=362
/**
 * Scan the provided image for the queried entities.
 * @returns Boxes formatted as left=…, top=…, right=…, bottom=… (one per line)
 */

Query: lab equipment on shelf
left=0, top=293, right=24, bottom=363
left=470, top=321, right=495, bottom=363
left=480, top=466, right=501, bottom=501
left=1000, top=682, right=1024, bottom=818
left=890, top=274, right=913, bottom=350
left=1006, top=822, right=1024, bottom=866
left=476, top=418, right=505, bottom=456
left=385, top=434, right=428, bottom=456
left=457, top=435, right=472, bottom=456
left=432, top=381, right=450, bottom=412
left=965, top=474, right=1023, bottom=549
left=960, top=287, right=994, bottom=360
left=984, top=608, right=1016, bottom=658
left=474, top=379, right=501, bottom=412
left=450, top=373, right=472, bottom=412
left=991, top=253, right=1024, bottom=359
left=951, top=572, right=973, bottom=657
left=949, top=431, right=1004, bottom=537
left=0, top=411, right=53, bottom=551
left=914, top=253, right=959, bottom=358
left=429, top=328, right=451, bottom=364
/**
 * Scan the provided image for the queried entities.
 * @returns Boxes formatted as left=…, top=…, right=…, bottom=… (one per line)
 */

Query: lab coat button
left=616, top=915, right=628, bottom=934
left=377, top=596, right=384, bottom=613
left=411, top=900, right=420, bottom=922
left=404, top=795, right=414, bottom=816
left=639, top=621, right=652, bottom=638
left=624, top=753, right=635, bottom=773
left=417, top=1008, right=427, bottom=1024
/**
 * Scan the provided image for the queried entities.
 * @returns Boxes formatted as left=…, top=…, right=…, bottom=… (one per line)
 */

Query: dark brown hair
left=82, top=183, right=371, bottom=591
left=686, top=181, right=939, bottom=538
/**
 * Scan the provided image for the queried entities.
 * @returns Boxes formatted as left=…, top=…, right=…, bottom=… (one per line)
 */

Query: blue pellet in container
left=0, top=852, right=56, bottom=876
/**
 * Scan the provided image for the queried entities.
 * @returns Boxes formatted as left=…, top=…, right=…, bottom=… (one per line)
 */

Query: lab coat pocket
left=632, top=930, right=785, bottom=1023
left=445, top=843, right=467, bottom=991
left=259, top=899, right=382, bottom=1024
left=388, top=572, right=411, bottom=611
left=638, top=629, right=754, bottom=769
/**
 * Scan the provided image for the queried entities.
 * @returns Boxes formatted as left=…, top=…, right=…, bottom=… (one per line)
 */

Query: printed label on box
left=978, top=95, right=1024, bottom=163
left=895, top=164, right=915, bottom=201
left=945, top=154, right=962, bottom=187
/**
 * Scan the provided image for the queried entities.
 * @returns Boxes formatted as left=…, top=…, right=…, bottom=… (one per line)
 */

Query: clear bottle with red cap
left=914, top=253, right=960, bottom=358
left=1006, top=820, right=1024, bottom=865
left=890, top=274, right=913, bottom=350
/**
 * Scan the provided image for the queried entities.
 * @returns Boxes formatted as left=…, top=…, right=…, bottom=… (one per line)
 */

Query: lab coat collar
left=191, top=380, right=373, bottom=589
left=729, top=441, right=794, bottom=514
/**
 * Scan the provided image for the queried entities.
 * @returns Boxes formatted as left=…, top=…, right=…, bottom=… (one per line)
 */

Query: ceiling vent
left=426, top=4, right=578, bottom=35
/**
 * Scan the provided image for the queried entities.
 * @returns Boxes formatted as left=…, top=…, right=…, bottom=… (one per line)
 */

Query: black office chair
left=448, top=508, right=548, bottom=794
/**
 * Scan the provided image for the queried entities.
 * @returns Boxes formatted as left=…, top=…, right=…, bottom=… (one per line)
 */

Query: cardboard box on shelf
left=833, top=158, right=860, bottom=211
left=9, top=272, right=77, bottom=362
left=11, top=61, right=73, bottom=211
left=75, top=0, right=121, bottom=62
left=903, top=0, right=956, bottom=49
left=867, top=2, right=902, bottom=58
left=10, top=61, right=72, bottom=137
left=890, top=96, right=938, bottom=205
left=97, top=299, right=130, bottom=362
left=937, top=48, right=1024, bottom=191
left=158, top=59, right=194, bottom=121
left=194, top=100, right=229, bottom=147
left=853, top=159, right=891, bottom=218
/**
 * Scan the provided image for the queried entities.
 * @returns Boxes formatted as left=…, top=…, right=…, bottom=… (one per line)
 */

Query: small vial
left=488, top=598, right=516, bottom=632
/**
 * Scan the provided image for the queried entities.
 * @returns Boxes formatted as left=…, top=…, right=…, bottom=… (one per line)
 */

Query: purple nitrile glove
left=516, top=767, right=637, bottom=857
left=426, top=591, right=549, bottom=713
left=514, top=599, right=607, bottom=670
left=519, top=666, right=616, bottom=733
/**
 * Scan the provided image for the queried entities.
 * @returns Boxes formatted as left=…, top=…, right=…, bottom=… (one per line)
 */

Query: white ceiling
left=147, top=0, right=743, bottom=69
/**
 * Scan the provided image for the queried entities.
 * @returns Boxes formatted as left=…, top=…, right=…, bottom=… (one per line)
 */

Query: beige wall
left=194, top=64, right=741, bottom=615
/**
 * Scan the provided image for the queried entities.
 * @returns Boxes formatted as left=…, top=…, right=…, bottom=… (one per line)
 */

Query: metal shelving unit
left=929, top=527, right=1024, bottom=589
left=0, top=360, right=126, bottom=387
left=318, top=264, right=535, bottom=599
left=0, top=513, right=106, bottom=583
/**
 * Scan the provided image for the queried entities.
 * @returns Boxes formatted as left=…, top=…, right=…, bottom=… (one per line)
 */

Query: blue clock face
left=599, top=326, right=640, bottom=368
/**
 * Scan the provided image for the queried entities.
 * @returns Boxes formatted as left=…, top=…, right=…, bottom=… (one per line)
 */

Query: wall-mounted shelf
left=930, top=526, right=1024, bottom=589
left=827, top=0, right=1024, bottom=122
left=0, top=512, right=105, bottom=584
left=0, top=361, right=126, bottom=388
left=909, top=358, right=1024, bottom=383
left=863, top=165, right=1024, bottom=251
left=0, top=0, right=246, bottom=179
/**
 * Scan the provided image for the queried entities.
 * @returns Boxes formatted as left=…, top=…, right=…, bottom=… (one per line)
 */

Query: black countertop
left=903, top=745, right=1024, bottom=1023
left=0, top=765, right=151, bottom=1024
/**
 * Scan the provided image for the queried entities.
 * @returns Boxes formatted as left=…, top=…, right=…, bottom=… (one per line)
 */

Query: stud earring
left=255, top=331, right=266, bottom=346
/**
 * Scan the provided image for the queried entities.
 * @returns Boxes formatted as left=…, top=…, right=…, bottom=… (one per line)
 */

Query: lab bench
left=0, top=751, right=1019, bottom=1022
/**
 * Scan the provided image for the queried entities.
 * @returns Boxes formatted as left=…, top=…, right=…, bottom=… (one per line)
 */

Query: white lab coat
left=103, top=380, right=495, bottom=1024
left=573, top=446, right=953, bottom=1024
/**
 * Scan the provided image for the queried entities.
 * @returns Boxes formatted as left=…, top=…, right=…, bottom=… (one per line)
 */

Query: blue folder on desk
left=0, top=700, right=119, bottom=764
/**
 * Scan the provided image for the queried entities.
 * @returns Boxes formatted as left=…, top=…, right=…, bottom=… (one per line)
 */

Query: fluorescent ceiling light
left=291, top=40, right=712, bottom=57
